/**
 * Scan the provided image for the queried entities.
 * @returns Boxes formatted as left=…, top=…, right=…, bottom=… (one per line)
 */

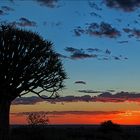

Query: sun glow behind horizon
left=10, top=101, right=140, bottom=125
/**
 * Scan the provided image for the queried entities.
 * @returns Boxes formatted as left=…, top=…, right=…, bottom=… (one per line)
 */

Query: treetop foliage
left=0, top=24, right=66, bottom=101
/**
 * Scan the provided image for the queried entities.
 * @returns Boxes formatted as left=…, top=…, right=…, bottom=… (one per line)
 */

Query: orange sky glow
left=10, top=101, right=140, bottom=125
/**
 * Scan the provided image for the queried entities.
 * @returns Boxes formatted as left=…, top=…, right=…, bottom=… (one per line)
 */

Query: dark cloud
left=64, top=47, right=97, bottom=60
left=90, top=12, right=102, bottom=18
left=70, top=52, right=97, bottom=60
left=104, top=0, right=140, bottom=12
left=123, top=28, right=140, bottom=38
left=88, top=0, right=102, bottom=11
left=75, top=81, right=86, bottom=85
left=64, top=47, right=127, bottom=61
left=12, top=96, right=43, bottom=105
left=73, top=26, right=85, bottom=36
left=78, top=90, right=102, bottom=93
left=134, top=20, right=139, bottom=24
left=13, top=17, right=37, bottom=27
left=51, top=21, right=62, bottom=27
left=113, top=56, right=121, bottom=60
left=49, top=110, right=123, bottom=115
left=73, top=22, right=121, bottom=38
left=105, top=49, right=111, bottom=55
left=123, top=28, right=131, bottom=33
left=116, top=18, right=122, bottom=22
left=35, top=0, right=60, bottom=8
left=0, top=6, right=14, bottom=16
left=1, top=6, right=14, bottom=11
left=118, top=40, right=128, bottom=44
left=78, top=90, right=115, bottom=94
left=87, top=48, right=102, bottom=52
left=0, top=10, right=4, bottom=15
left=12, top=91, right=140, bottom=105
left=65, top=47, right=79, bottom=53
left=14, top=110, right=123, bottom=116
left=86, top=22, right=121, bottom=38
left=106, top=90, right=115, bottom=92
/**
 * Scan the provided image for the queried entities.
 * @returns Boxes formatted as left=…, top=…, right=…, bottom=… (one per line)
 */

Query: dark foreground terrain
left=10, top=125, right=140, bottom=140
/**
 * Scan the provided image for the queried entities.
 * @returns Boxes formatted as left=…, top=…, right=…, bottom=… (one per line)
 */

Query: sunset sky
left=1, top=0, right=140, bottom=125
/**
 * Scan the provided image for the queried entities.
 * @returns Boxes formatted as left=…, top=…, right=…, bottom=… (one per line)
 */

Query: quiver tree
left=0, top=24, right=66, bottom=139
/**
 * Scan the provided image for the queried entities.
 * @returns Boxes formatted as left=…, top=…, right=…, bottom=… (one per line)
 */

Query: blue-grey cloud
left=75, top=81, right=86, bottom=85
left=118, top=40, right=128, bottom=44
left=35, top=0, right=62, bottom=8
left=70, top=52, right=97, bottom=60
left=90, top=12, right=102, bottom=18
left=1, top=6, right=14, bottom=11
left=88, top=0, right=102, bottom=11
left=73, top=26, right=85, bottom=36
left=86, top=22, right=121, bottom=38
left=13, top=17, right=37, bottom=27
left=123, top=28, right=140, bottom=38
left=64, top=47, right=127, bottom=61
left=65, top=47, right=97, bottom=60
left=12, top=110, right=123, bottom=116
left=12, top=91, right=140, bottom=105
left=74, top=22, right=121, bottom=38
left=0, top=10, right=4, bottom=15
left=78, top=90, right=102, bottom=93
left=104, top=0, right=140, bottom=12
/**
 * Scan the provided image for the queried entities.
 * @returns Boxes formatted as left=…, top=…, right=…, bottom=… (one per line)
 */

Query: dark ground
left=10, top=125, right=140, bottom=140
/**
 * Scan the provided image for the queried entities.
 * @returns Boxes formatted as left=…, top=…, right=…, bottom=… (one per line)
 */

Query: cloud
left=104, top=0, right=140, bottom=12
left=106, top=90, right=115, bottom=92
left=0, top=10, right=4, bottom=15
left=90, top=12, right=102, bottom=18
left=86, top=22, right=121, bottom=38
left=74, top=81, right=86, bottom=85
left=123, top=28, right=140, bottom=38
left=35, top=0, right=60, bottom=8
left=1, top=6, right=14, bottom=11
left=65, top=47, right=80, bottom=53
left=0, top=6, right=14, bottom=16
left=113, top=56, right=121, bottom=60
left=13, top=17, right=37, bottom=27
left=97, top=91, right=140, bottom=102
left=118, top=40, right=128, bottom=44
left=13, top=110, right=123, bottom=116
left=64, top=47, right=97, bottom=60
left=70, top=52, right=97, bottom=60
left=12, top=91, right=140, bottom=105
left=78, top=90, right=102, bottom=93
left=73, top=22, right=121, bottom=38
left=12, top=96, right=43, bottom=105
left=78, top=89, right=115, bottom=93
left=64, top=47, right=127, bottom=61
left=48, top=110, right=123, bottom=115
left=88, top=0, right=102, bottom=11
left=86, top=48, right=102, bottom=52
left=73, top=26, right=85, bottom=36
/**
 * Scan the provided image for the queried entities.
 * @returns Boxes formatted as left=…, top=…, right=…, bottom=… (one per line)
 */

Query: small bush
left=99, top=120, right=122, bottom=133
left=27, top=112, right=49, bottom=127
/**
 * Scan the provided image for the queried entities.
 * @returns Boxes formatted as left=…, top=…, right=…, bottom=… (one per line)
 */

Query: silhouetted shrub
left=27, top=112, right=49, bottom=127
left=99, top=120, right=122, bottom=133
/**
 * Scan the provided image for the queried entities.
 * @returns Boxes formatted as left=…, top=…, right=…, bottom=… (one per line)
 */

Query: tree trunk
left=0, top=99, right=11, bottom=140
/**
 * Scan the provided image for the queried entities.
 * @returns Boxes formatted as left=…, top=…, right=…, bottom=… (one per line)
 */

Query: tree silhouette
left=0, top=24, right=66, bottom=140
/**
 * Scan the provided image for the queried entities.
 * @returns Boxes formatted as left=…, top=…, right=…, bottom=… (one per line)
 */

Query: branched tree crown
left=0, top=24, right=66, bottom=101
